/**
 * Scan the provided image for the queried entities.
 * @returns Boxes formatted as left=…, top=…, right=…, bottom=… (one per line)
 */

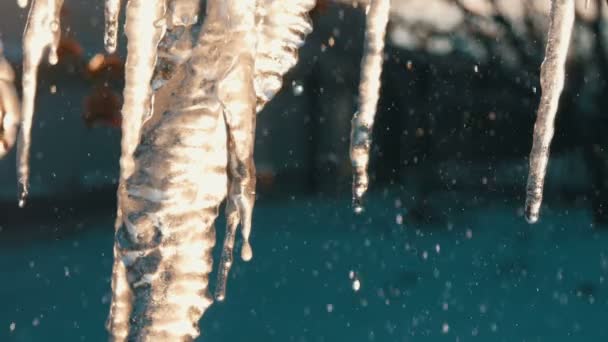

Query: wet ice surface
left=1, top=191, right=607, bottom=341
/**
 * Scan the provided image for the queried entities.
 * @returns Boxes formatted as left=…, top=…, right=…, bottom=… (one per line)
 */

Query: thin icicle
left=104, top=0, right=122, bottom=54
left=109, top=0, right=257, bottom=339
left=215, top=0, right=317, bottom=302
left=349, top=0, right=390, bottom=213
left=253, top=0, right=316, bottom=112
left=17, top=0, right=63, bottom=207
left=525, top=0, right=575, bottom=223
left=151, top=0, right=200, bottom=92
left=107, top=1, right=166, bottom=340
left=216, top=22, right=258, bottom=301
left=0, top=41, right=21, bottom=158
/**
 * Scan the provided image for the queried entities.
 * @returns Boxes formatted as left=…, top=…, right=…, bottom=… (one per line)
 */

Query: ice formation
left=214, top=0, right=318, bottom=302
left=17, top=0, right=63, bottom=207
left=7, top=0, right=583, bottom=339
left=253, top=0, right=316, bottom=111
left=108, top=0, right=262, bottom=339
left=0, top=41, right=21, bottom=158
left=349, top=0, right=391, bottom=213
left=150, top=0, right=199, bottom=92
left=525, top=0, right=575, bottom=223
left=117, top=0, right=166, bottom=199
left=108, top=0, right=166, bottom=340
left=104, top=0, right=122, bottom=54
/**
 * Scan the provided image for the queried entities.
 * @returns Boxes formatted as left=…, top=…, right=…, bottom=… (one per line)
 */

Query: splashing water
left=104, top=0, right=122, bottom=54
left=17, top=0, right=63, bottom=207
left=349, top=0, right=391, bottom=213
left=0, top=40, right=21, bottom=158
left=525, top=0, right=574, bottom=223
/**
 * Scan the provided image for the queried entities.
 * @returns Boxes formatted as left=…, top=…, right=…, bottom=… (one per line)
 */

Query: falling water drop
left=292, top=80, right=304, bottom=96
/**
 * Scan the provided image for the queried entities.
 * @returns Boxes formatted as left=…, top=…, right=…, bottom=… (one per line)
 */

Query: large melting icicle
left=253, top=0, right=316, bottom=112
left=525, top=0, right=575, bottom=223
left=17, top=0, right=63, bottom=207
left=109, top=0, right=257, bottom=339
left=0, top=41, right=21, bottom=158
left=104, top=0, right=122, bottom=54
left=349, top=0, right=390, bottom=213
left=151, top=0, right=200, bottom=92
left=107, top=1, right=166, bottom=340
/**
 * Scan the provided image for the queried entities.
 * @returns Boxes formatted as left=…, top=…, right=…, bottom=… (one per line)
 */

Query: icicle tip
left=524, top=202, right=540, bottom=224
left=18, top=185, right=28, bottom=208
left=353, top=197, right=365, bottom=214
left=241, top=241, right=253, bottom=262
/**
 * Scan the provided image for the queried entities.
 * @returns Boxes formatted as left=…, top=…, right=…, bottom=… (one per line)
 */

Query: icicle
left=105, top=246, right=131, bottom=342
left=109, top=0, right=257, bottom=339
left=216, top=19, right=258, bottom=301
left=17, top=0, right=29, bottom=8
left=17, top=0, right=63, bottom=207
left=215, top=0, right=318, bottom=302
left=349, top=0, right=390, bottom=213
left=107, top=1, right=166, bottom=340
left=118, top=0, right=166, bottom=186
left=114, top=0, right=166, bottom=228
left=525, top=0, right=575, bottom=223
left=104, top=0, right=122, bottom=54
left=0, top=41, right=21, bottom=158
left=151, top=0, right=200, bottom=92
left=253, top=0, right=316, bottom=112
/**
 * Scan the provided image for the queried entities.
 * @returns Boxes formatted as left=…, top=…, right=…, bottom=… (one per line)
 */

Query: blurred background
left=2, top=0, right=608, bottom=340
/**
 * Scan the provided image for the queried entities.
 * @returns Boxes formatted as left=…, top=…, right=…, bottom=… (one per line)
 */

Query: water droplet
left=353, top=204, right=364, bottom=214
left=241, top=241, right=253, bottom=261
left=352, top=279, right=361, bottom=292
left=50, top=20, right=59, bottom=32
left=9, top=322, right=15, bottom=332
left=292, top=80, right=304, bottom=96
left=441, top=323, right=449, bottom=334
